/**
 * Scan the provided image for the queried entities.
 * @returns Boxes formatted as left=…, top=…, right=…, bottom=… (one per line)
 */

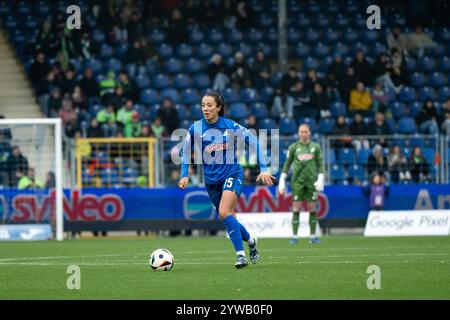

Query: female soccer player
left=179, top=92, right=275, bottom=268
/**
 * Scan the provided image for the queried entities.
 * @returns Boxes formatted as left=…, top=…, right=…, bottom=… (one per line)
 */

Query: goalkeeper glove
left=278, top=173, right=287, bottom=195
left=314, top=173, right=324, bottom=192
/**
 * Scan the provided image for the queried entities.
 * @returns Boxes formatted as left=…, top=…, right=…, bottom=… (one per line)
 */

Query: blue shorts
left=205, top=175, right=244, bottom=215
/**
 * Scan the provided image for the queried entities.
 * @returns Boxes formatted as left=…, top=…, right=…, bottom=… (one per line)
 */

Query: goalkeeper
left=278, top=124, right=324, bottom=244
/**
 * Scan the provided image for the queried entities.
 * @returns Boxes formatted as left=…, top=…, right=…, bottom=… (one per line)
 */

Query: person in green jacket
left=96, top=104, right=117, bottom=137
left=99, top=70, right=117, bottom=96
left=17, top=168, right=44, bottom=189
left=124, top=112, right=142, bottom=138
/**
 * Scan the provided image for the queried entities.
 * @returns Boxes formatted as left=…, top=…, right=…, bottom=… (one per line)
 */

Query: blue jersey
left=181, top=116, right=268, bottom=184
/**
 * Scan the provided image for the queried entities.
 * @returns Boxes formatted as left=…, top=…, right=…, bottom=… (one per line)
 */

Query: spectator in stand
left=99, top=70, right=117, bottom=102
left=245, top=114, right=258, bottom=131
left=332, top=115, right=352, bottom=149
left=387, top=25, right=409, bottom=55
left=286, top=81, right=312, bottom=119
left=416, top=99, right=439, bottom=134
left=407, top=26, right=438, bottom=58
left=440, top=98, right=450, bottom=135
left=118, top=72, right=138, bottom=102
left=363, top=173, right=390, bottom=211
left=71, top=85, right=88, bottom=113
left=367, top=144, right=389, bottom=179
left=198, top=0, right=219, bottom=27
left=77, top=31, right=97, bottom=60
left=188, top=166, right=201, bottom=187
left=368, top=112, right=391, bottom=148
left=151, top=117, right=168, bottom=138
left=117, top=99, right=134, bottom=129
left=96, top=104, right=117, bottom=137
left=328, top=53, right=345, bottom=82
left=183, top=0, right=200, bottom=25
left=303, top=69, right=322, bottom=94
left=157, top=97, right=180, bottom=135
left=349, top=82, right=373, bottom=116
left=272, top=66, right=301, bottom=117
left=390, top=48, right=408, bottom=89
left=17, top=168, right=44, bottom=190
left=29, top=52, right=50, bottom=90
left=60, top=69, right=77, bottom=95
left=126, top=6, right=144, bottom=44
left=59, top=98, right=77, bottom=125
left=229, top=52, right=253, bottom=90
left=243, top=167, right=253, bottom=186
left=78, top=68, right=99, bottom=98
left=5, top=146, right=29, bottom=187
left=169, top=169, right=180, bottom=186
left=46, top=87, right=62, bottom=117
left=252, top=51, right=271, bottom=89
left=106, top=86, right=127, bottom=110
left=87, top=118, right=103, bottom=137
left=323, top=71, right=341, bottom=102
left=221, top=0, right=237, bottom=30
left=235, top=0, right=255, bottom=30
left=340, top=67, right=357, bottom=105
left=310, top=82, right=330, bottom=119
left=0, top=115, right=12, bottom=140
left=125, top=40, right=147, bottom=78
left=45, top=171, right=56, bottom=189
left=168, top=8, right=187, bottom=44
left=35, top=20, right=58, bottom=57
left=371, top=81, right=391, bottom=113
left=124, top=112, right=142, bottom=138
left=140, top=124, right=155, bottom=138
left=350, top=49, right=373, bottom=86
left=408, top=146, right=431, bottom=183
left=387, top=145, right=411, bottom=184
left=372, top=53, right=400, bottom=95
left=208, top=54, right=229, bottom=92
left=349, top=113, right=370, bottom=152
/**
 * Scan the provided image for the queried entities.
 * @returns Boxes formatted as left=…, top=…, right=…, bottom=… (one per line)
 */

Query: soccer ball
left=149, top=249, right=174, bottom=271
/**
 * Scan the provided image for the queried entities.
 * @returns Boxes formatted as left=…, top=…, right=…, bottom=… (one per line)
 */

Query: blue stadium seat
left=305, top=28, right=320, bottom=43
left=420, top=56, right=436, bottom=72
left=298, top=117, right=319, bottom=133
left=235, top=42, right=252, bottom=57
left=188, top=29, right=204, bottom=44
left=390, top=102, right=407, bottom=119
left=344, top=28, right=359, bottom=42
left=398, top=117, right=418, bottom=134
left=229, top=103, right=249, bottom=120
left=100, top=44, right=113, bottom=58
left=176, top=43, right=193, bottom=59
left=338, top=148, right=356, bottom=165
left=348, top=164, right=365, bottom=181
left=329, top=102, right=347, bottom=116
left=314, top=43, right=330, bottom=58
left=304, top=57, right=319, bottom=70
left=240, top=88, right=259, bottom=103
left=438, top=87, right=450, bottom=102
left=229, top=29, right=243, bottom=43
left=250, top=103, right=269, bottom=119
left=192, top=74, right=210, bottom=90
left=208, top=28, right=223, bottom=43
left=358, top=149, right=371, bottom=165
left=135, top=74, right=150, bottom=90
left=140, top=89, right=159, bottom=105
left=152, top=74, right=171, bottom=90
left=408, top=101, right=422, bottom=117
left=84, top=58, right=102, bottom=74
left=405, top=56, right=417, bottom=72
left=331, top=165, right=345, bottom=183
left=319, top=118, right=334, bottom=134
left=149, top=28, right=166, bottom=43
left=196, top=43, right=213, bottom=60
left=180, top=119, right=191, bottom=130
left=92, top=29, right=106, bottom=43
left=189, top=104, right=203, bottom=119
left=180, top=89, right=199, bottom=106
left=335, top=42, right=349, bottom=56
left=429, top=72, right=446, bottom=87
left=410, top=72, right=426, bottom=87
left=258, top=118, right=277, bottom=131
left=259, top=87, right=274, bottom=104
left=279, top=118, right=297, bottom=135
left=160, top=88, right=179, bottom=103
left=164, top=58, right=183, bottom=74
left=216, top=43, right=233, bottom=59
left=287, top=28, right=301, bottom=43
left=174, top=104, right=187, bottom=119
left=173, top=74, right=191, bottom=90
left=399, top=87, right=417, bottom=103
left=223, top=88, right=239, bottom=104
left=105, top=58, right=122, bottom=73
left=247, top=28, right=263, bottom=43
left=183, top=58, right=203, bottom=74
left=440, top=56, right=450, bottom=72
left=418, top=87, right=436, bottom=102
left=324, top=29, right=339, bottom=43
left=421, top=147, right=435, bottom=165
left=156, top=43, right=173, bottom=60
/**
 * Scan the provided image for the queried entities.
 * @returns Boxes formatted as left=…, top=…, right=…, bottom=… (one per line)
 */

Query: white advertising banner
left=364, top=210, right=450, bottom=237
left=235, top=212, right=321, bottom=238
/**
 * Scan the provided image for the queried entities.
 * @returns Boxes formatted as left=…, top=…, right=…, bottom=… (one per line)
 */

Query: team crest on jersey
left=205, top=143, right=228, bottom=153
left=297, top=154, right=314, bottom=161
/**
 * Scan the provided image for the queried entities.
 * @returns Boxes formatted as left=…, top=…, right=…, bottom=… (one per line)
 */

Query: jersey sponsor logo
left=205, top=143, right=228, bottom=153
left=297, top=153, right=314, bottom=161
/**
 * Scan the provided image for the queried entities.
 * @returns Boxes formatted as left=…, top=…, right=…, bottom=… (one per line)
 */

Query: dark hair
left=204, top=91, right=227, bottom=117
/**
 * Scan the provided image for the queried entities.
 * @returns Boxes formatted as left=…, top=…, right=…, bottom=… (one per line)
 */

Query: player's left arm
left=314, top=143, right=325, bottom=192
left=234, top=122, right=275, bottom=185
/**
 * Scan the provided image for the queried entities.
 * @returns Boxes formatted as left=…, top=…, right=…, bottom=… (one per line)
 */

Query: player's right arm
left=179, top=125, right=194, bottom=189
left=279, top=143, right=295, bottom=194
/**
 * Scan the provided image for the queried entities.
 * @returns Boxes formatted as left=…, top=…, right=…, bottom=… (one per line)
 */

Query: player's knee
left=218, top=208, right=231, bottom=219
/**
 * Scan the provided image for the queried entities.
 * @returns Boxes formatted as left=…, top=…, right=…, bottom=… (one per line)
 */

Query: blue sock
left=223, top=215, right=244, bottom=253
left=239, top=222, right=250, bottom=242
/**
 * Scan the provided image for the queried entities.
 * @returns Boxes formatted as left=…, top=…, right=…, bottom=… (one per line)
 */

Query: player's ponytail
left=205, top=91, right=226, bottom=117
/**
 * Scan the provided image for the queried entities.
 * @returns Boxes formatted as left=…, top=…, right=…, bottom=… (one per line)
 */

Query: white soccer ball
left=149, top=249, right=174, bottom=271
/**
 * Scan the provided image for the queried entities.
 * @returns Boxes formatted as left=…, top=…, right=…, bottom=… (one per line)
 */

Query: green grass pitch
left=0, top=236, right=449, bottom=299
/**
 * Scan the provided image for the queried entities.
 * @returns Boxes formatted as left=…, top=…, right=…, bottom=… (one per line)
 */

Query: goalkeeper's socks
left=223, top=215, right=245, bottom=255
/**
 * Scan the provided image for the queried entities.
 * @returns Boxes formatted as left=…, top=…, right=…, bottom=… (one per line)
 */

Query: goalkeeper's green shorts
left=292, top=184, right=318, bottom=202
